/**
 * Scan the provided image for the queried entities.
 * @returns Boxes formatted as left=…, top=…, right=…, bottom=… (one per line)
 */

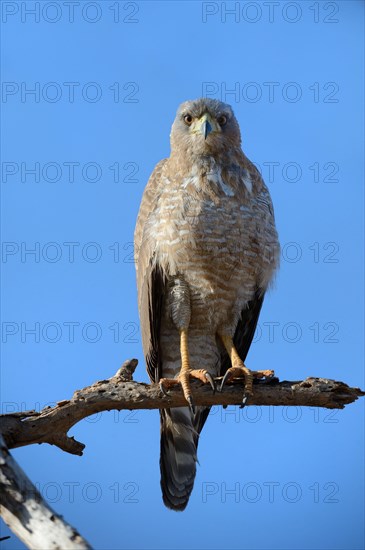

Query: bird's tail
left=160, top=406, right=210, bottom=511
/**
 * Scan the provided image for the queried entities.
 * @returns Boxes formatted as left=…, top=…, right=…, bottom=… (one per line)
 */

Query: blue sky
left=1, top=1, right=364, bottom=549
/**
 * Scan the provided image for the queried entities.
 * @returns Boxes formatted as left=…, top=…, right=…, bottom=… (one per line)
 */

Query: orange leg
left=219, top=334, right=274, bottom=405
left=159, top=328, right=215, bottom=412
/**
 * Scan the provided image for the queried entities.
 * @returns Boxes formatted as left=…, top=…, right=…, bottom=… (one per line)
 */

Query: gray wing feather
left=134, top=159, right=168, bottom=383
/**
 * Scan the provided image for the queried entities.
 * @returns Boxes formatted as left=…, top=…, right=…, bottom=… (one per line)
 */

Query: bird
left=134, top=98, right=280, bottom=511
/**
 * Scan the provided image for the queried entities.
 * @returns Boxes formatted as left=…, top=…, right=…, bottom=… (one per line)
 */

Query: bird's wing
left=220, top=162, right=277, bottom=374
left=134, top=159, right=168, bottom=383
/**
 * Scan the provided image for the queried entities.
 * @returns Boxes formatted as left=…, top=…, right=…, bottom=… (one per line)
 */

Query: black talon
left=219, top=371, right=231, bottom=392
left=159, top=381, right=169, bottom=396
left=239, top=395, right=248, bottom=409
left=205, top=372, right=216, bottom=393
left=187, top=396, right=195, bottom=415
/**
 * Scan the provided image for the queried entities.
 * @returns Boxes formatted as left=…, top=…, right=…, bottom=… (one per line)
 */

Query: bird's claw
left=187, top=396, right=195, bottom=415
left=239, top=395, right=248, bottom=409
left=205, top=372, right=216, bottom=394
left=219, top=365, right=253, bottom=408
left=159, top=369, right=215, bottom=412
left=159, top=381, right=169, bottom=396
left=219, top=370, right=231, bottom=393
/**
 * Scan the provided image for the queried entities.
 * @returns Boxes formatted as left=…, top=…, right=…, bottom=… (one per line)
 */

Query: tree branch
left=1, top=359, right=363, bottom=456
left=0, top=434, right=91, bottom=550
left=0, top=359, right=363, bottom=549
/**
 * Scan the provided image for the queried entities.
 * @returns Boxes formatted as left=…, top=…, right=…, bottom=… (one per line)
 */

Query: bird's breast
left=151, top=185, right=257, bottom=287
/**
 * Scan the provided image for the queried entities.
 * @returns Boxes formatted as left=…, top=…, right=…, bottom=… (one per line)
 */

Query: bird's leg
left=219, top=334, right=253, bottom=401
left=159, top=276, right=215, bottom=412
left=219, top=334, right=272, bottom=406
left=179, top=327, right=193, bottom=404
left=159, top=328, right=216, bottom=413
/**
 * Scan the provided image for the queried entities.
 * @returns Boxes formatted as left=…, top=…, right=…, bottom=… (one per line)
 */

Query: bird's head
left=170, top=98, right=241, bottom=158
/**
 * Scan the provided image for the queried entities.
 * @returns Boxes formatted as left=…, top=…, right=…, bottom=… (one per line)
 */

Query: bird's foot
left=220, top=365, right=253, bottom=407
left=219, top=366, right=274, bottom=407
left=159, top=369, right=216, bottom=414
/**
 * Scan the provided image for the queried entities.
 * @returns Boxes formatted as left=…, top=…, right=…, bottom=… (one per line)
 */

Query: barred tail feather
left=160, top=406, right=209, bottom=511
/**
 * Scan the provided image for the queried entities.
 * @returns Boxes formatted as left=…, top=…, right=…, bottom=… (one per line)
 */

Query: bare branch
left=0, top=359, right=363, bottom=456
left=0, top=434, right=91, bottom=550
left=0, top=359, right=363, bottom=549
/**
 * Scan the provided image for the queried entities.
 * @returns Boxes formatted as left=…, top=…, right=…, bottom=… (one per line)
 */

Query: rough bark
left=0, top=359, right=363, bottom=456
left=0, top=435, right=91, bottom=550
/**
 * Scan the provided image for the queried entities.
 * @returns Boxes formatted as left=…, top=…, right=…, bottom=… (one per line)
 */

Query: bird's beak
left=201, top=118, right=212, bottom=139
left=198, top=113, right=215, bottom=140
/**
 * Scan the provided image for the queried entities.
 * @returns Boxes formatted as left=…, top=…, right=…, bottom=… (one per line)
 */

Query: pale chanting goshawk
left=134, top=98, right=280, bottom=511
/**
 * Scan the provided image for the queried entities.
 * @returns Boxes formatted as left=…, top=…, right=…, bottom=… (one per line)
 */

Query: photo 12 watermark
left=201, top=480, right=340, bottom=503
left=1, top=1, right=140, bottom=24
left=208, top=404, right=340, bottom=424
left=18, top=480, right=140, bottom=504
left=201, top=2, right=340, bottom=24
left=1, top=161, right=140, bottom=184
left=1, top=400, right=141, bottom=425
left=1, top=320, right=140, bottom=344
left=202, top=81, right=340, bottom=104
left=1, top=81, right=140, bottom=103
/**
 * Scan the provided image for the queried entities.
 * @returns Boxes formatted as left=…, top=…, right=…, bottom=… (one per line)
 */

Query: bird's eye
left=217, top=115, right=227, bottom=127
left=184, top=114, right=193, bottom=125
